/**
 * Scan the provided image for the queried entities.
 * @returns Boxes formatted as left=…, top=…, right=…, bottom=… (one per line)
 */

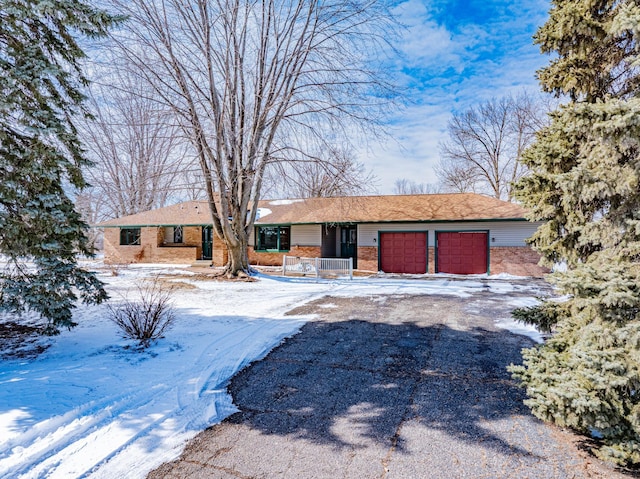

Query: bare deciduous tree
left=436, top=162, right=479, bottom=194
left=75, top=188, right=107, bottom=251
left=267, top=145, right=377, bottom=198
left=437, top=93, right=546, bottom=201
left=175, top=168, right=208, bottom=202
left=392, top=179, right=440, bottom=195
left=81, top=74, right=191, bottom=219
left=109, top=0, right=397, bottom=276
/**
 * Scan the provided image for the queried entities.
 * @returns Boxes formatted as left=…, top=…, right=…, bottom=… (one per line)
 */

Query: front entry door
left=202, top=226, right=213, bottom=260
left=340, top=225, right=357, bottom=268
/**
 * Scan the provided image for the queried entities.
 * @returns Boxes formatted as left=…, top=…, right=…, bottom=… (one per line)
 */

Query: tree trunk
left=224, top=232, right=250, bottom=277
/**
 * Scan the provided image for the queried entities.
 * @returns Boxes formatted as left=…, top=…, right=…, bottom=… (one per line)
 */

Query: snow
left=493, top=296, right=545, bottom=344
left=0, top=267, right=549, bottom=478
left=268, top=199, right=304, bottom=206
left=255, top=207, right=272, bottom=220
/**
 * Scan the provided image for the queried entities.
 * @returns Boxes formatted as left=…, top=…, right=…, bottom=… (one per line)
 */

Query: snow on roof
left=256, top=207, right=272, bottom=220
left=267, top=199, right=305, bottom=206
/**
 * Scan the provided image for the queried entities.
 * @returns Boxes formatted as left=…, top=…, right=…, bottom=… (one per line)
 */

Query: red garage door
left=437, top=232, right=488, bottom=274
left=380, top=232, right=427, bottom=274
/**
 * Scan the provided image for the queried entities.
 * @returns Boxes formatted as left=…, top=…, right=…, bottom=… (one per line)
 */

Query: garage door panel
left=380, top=232, right=427, bottom=274
left=437, top=232, right=488, bottom=275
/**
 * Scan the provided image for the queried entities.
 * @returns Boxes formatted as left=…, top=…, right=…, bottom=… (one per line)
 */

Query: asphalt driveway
left=149, top=291, right=626, bottom=479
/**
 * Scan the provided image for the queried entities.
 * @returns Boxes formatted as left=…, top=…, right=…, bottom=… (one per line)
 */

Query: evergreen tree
left=0, top=1, right=118, bottom=333
left=511, top=0, right=640, bottom=466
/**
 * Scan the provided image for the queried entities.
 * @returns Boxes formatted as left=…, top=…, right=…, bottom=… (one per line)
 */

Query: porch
left=320, top=224, right=358, bottom=268
left=249, top=223, right=359, bottom=269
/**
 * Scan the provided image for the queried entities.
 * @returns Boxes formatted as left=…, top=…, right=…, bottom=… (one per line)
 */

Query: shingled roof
left=95, top=193, right=528, bottom=228
left=96, top=201, right=210, bottom=227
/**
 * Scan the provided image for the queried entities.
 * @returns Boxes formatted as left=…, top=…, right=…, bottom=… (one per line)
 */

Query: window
left=255, top=226, right=290, bottom=251
left=173, top=226, right=183, bottom=244
left=120, top=228, right=141, bottom=246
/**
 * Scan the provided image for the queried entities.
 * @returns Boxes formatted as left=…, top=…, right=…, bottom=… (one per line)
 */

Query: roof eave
left=254, top=217, right=532, bottom=226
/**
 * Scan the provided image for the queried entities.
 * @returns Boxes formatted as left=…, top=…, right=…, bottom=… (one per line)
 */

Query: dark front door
left=202, top=226, right=213, bottom=260
left=340, top=225, right=357, bottom=268
left=321, top=224, right=337, bottom=257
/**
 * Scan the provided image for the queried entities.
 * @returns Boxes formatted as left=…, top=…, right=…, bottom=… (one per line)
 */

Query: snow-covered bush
left=107, top=278, right=175, bottom=348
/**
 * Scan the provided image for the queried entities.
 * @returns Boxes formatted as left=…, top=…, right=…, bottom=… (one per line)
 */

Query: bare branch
left=392, top=179, right=441, bottom=195
left=106, top=0, right=399, bottom=275
left=79, top=70, right=192, bottom=220
left=437, top=92, right=548, bottom=201
left=266, top=143, right=378, bottom=198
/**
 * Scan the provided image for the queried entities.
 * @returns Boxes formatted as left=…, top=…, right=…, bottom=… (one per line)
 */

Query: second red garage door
left=436, top=232, right=488, bottom=274
left=379, top=232, right=427, bottom=274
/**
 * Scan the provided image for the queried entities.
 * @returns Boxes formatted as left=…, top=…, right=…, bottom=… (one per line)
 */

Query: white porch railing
left=282, top=255, right=353, bottom=280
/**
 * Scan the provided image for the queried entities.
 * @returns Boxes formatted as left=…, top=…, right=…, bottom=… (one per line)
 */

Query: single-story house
left=96, top=193, right=547, bottom=277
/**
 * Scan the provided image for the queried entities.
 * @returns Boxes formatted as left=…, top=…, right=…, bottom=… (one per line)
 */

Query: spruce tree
left=0, top=1, right=118, bottom=333
left=511, top=0, right=640, bottom=466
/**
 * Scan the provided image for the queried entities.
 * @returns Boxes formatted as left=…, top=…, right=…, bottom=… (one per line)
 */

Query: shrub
left=107, top=277, right=175, bottom=348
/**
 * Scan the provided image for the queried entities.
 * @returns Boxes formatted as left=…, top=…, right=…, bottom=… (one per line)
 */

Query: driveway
left=148, top=291, right=625, bottom=479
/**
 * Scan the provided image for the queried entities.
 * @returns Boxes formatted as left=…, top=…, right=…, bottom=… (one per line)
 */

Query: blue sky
left=365, top=0, right=550, bottom=193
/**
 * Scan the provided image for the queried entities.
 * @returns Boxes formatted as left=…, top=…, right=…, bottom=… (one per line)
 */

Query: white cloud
left=358, top=0, right=550, bottom=194
left=357, top=102, right=451, bottom=192
left=393, top=0, right=466, bottom=73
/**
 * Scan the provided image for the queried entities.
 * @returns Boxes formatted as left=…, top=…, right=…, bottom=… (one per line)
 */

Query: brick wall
left=357, top=246, right=378, bottom=272
left=103, top=227, right=128, bottom=263
left=105, top=227, right=322, bottom=268
left=352, top=244, right=544, bottom=277
left=150, top=244, right=198, bottom=263
left=490, top=247, right=548, bottom=277
left=428, top=247, right=435, bottom=274
left=211, top=234, right=228, bottom=267
left=183, top=226, right=202, bottom=251
left=103, top=226, right=200, bottom=264
left=249, top=246, right=321, bottom=266
left=103, top=227, right=158, bottom=264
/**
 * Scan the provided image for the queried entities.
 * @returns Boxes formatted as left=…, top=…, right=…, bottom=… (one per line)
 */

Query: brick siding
left=358, top=245, right=544, bottom=276
left=104, top=226, right=202, bottom=264
left=357, top=246, right=378, bottom=272
left=490, top=247, right=548, bottom=277
left=212, top=237, right=228, bottom=267
left=428, top=247, right=435, bottom=274
left=249, top=246, right=321, bottom=266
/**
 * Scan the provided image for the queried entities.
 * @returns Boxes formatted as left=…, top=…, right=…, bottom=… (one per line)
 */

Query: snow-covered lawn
left=0, top=266, right=546, bottom=479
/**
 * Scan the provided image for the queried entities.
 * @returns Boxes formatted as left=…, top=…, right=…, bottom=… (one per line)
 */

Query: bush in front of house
left=108, top=277, right=175, bottom=348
